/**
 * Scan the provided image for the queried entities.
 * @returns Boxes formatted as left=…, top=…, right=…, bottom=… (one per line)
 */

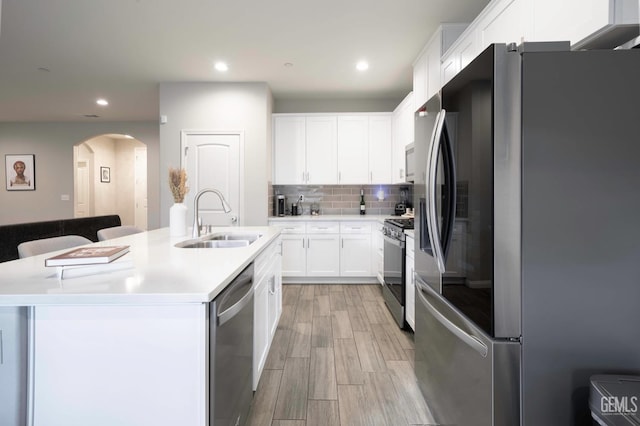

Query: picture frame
left=6, top=154, right=36, bottom=191
left=100, top=167, right=111, bottom=183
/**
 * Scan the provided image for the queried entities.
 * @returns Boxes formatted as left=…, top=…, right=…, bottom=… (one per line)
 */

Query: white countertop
left=0, top=226, right=280, bottom=306
left=405, top=229, right=415, bottom=238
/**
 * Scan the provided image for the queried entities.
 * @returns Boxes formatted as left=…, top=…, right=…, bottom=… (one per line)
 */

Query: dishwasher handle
left=217, top=265, right=254, bottom=326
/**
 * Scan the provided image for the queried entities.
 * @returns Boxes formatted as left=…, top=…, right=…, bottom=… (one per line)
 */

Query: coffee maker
left=274, top=195, right=286, bottom=217
left=394, top=187, right=411, bottom=216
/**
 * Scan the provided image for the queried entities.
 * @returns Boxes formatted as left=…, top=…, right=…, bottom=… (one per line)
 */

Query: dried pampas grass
left=168, top=167, right=189, bottom=203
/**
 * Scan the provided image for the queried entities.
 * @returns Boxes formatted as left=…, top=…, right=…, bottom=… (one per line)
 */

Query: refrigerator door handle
left=415, top=275, right=488, bottom=357
left=426, top=110, right=447, bottom=273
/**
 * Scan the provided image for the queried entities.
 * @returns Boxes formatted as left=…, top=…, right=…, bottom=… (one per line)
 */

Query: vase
left=169, top=202, right=188, bottom=237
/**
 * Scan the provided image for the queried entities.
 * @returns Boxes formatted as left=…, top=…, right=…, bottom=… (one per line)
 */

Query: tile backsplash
left=271, top=185, right=413, bottom=216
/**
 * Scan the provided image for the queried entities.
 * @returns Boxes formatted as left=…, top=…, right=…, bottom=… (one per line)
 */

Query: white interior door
left=74, top=145, right=93, bottom=218
left=134, top=147, right=148, bottom=230
left=181, top=130, right=243, bottom=227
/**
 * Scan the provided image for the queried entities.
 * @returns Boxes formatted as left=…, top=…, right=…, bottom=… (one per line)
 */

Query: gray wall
left=159, top=82, right=273, bottom=226
left=0, top=121, right=160, bottom=227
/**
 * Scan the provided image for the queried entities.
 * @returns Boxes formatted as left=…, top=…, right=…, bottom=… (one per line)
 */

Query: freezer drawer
left=414, top=278, right=519, bottom=426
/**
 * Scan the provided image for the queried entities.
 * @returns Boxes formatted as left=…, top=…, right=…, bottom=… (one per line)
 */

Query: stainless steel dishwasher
left=210, top=263, right=254, bottom=426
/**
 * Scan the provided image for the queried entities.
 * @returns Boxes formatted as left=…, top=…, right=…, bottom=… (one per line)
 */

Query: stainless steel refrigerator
left=413, top=42, right=640, bottom=426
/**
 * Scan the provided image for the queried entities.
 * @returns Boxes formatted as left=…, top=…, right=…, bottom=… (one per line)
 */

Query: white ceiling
left=0, top=0, right=489, bottom=122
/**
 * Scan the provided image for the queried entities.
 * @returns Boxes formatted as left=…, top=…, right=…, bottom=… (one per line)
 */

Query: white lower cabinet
left=0, top=307, right=28, bottom=426
left=281, top=234, right=307, bottom=276
left=253, top=272, right=269, bottom=389
left=372, top=222, right=384, bottom=284
left=270, top=219, right=379, bottom=280
left=405, top=234, right=415, bottom=331
left=307, top=234, right=340, bottom=276
left=340, top=234, right=372, bottom=276
left=253, top=237, right=283, bottom=389
left=339, top=221, right=373, bottom=277
left=268, top=256, right=282, bottom=337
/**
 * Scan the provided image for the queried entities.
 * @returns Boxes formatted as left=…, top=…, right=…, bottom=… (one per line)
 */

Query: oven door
left=382, top=233, right=406, bottom=327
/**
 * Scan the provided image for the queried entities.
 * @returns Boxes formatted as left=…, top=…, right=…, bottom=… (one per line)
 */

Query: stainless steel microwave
left=405, top=142, right=415, bottom=183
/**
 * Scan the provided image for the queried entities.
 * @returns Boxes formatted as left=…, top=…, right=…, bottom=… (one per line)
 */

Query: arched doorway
left=73, top=134, right=148, bottom=230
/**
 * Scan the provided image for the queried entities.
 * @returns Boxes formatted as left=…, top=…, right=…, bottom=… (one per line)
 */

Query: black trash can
left=590, top=375, right=640, bottom=426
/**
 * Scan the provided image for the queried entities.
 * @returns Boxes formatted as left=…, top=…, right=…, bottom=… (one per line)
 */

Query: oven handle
left=415, top=275, right=488, bottom=357
left=383, top=234, right=405, bottom=249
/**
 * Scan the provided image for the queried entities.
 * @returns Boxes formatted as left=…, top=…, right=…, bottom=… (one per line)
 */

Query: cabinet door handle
left=307, top=237, right=310, bottom=248
left=370, top=172, right=373, bottom=182
left=302, top=172, right=305, bottom=182
left=339, top=171, right=341, bottom=182
left=302, top=238, right=305, bottom=249
left=400, top=168, right=404, bottom=179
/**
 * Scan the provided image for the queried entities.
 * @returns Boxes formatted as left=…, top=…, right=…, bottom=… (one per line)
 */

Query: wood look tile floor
left=247, top=284, right=436, bottom=426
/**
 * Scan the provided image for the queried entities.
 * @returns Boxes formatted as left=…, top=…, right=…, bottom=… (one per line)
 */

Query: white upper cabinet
left=273, top=116, right=305, bottom=184
left=336, top=114, right=393, bottom=185
left=413, top=24, right=468, bottom=110
left=305, top=116, right=337, bottom=184
left=478, top=0, right=532, bottom=48
left=274, top=113, right=392, bottom=185
left=436, top=0, right=638, bottom=89
left=273, top=115, right=337, bottom=185
left=532, top=0, right=638, bottom=48
left=337, top=116, right=369, bottom=184
left=368, top=115, right=392, bottom=184
left=391, top=92, right=414, bottom=184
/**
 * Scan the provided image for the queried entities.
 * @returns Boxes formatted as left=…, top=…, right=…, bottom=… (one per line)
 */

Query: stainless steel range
left=381, top=217, right=414, bottom=329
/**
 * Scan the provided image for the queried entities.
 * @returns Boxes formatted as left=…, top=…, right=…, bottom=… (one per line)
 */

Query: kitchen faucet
left=192, top=188, right=232, bottom=238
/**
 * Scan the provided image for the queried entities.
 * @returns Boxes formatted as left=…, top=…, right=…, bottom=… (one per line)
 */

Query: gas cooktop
left=384, top=218, right=414, bottom=229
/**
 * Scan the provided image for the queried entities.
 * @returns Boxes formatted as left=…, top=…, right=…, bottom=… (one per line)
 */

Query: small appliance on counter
left=274, top=195, right=286, bottom=217
left=310, top=203, right=320, bottom=216
left=395, top=187, right=412, bottom=216
left=291, top=202, right=301, bottom=215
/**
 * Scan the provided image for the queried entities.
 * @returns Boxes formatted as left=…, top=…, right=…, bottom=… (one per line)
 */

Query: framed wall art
left=100, top=167, right=111, bottom=183
left=6, top=154, right=36, bottom=191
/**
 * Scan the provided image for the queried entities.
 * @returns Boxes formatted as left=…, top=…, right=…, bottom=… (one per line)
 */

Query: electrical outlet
left=299, top=195, right=304, bottom=202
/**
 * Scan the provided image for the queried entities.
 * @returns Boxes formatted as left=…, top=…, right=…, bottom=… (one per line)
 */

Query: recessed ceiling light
left=215, top=62, right=229, bottom=72
left=284, top=62, right=293, bottom=68
left=96, top=99, right=109, bottom=106
left=356, top=61, right=369, bottom=71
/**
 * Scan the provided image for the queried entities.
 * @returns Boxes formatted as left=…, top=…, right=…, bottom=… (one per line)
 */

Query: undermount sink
left=205, top=232, right=262, bottom=244
left=175, top=232, right=263, bottom=249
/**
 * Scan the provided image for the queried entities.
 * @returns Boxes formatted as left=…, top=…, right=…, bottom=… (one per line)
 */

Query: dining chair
left=97, top=225, right=143, bottom=241
left=17, top=235, right=92, bottom=258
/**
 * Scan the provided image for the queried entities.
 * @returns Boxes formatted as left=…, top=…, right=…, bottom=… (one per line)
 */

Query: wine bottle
left=360, top=189, right=366, bottom=215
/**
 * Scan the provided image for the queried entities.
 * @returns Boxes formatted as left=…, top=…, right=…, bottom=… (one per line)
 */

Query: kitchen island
left=0, top=226, right=281, bottom=426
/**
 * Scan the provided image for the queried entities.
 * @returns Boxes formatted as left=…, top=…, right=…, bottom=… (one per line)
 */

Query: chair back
left=97, top=225, right=143, bottom=241
left=17, top=235, right=92, bottom=258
